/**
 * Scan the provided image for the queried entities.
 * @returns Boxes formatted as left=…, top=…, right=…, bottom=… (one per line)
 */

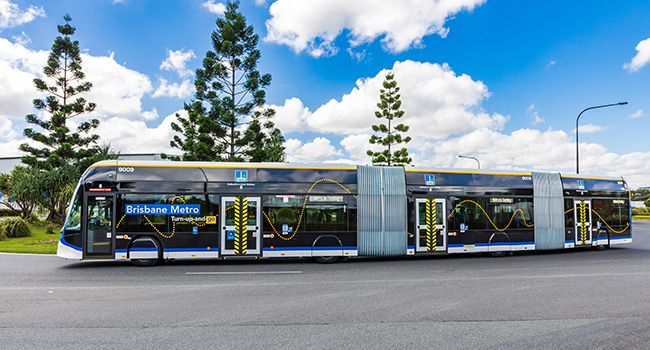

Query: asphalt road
left=2, top=222, right=650, bottom=349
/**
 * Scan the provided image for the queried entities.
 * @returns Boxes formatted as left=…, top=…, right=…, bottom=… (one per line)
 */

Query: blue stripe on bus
left=449, top=242, right=534, bottom=248
left=475, top=241, right=535, bottom=247
left=610, top=235, right=631, bottom=240
left=163, top=248, right=212, bottom=252
left=59, top=237, right=82, bottom=251
left=263, top=246, right=357, bottom=251
left=129, top=247, right=158, bottom=252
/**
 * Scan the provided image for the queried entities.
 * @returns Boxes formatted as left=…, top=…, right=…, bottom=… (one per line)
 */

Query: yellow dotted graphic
left=447, top=199, right=534, bottom=232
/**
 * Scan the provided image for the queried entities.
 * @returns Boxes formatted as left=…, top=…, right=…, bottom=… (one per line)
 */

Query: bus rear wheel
left=314, top=256, right=340, bottom=264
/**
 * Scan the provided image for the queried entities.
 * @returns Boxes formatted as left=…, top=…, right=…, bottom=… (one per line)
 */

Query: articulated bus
left=57, top=161, right=632, bottom=266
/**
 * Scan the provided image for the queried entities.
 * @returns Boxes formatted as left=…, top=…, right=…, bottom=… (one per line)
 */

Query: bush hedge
left=0, top=217, right=31, bottom=238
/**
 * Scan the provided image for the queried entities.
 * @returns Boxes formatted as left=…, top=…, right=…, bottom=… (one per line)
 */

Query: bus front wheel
left=130, top=237, right=162, bottom=267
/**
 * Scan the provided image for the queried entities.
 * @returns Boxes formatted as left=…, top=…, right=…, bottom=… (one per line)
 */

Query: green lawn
left=0, top=220, right=60, bottom=254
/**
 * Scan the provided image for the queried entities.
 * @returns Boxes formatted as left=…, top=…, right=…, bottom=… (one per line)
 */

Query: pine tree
left=241, top=109, right=286, bottom=162
left=367, top=72, right=412, bottom=166
left=20, top=14, right=99, bottom=170
left=167, top=101, right=225, bottom=161
left=192, top=0, right=282, bottom=162
left=19, top=14, right=100, bottom=222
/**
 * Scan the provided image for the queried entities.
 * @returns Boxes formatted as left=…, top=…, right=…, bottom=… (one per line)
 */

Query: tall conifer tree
left=367, top=72, right=412, bottom=166
left=191, top=0, right=283, bottom=162
left=20, top=14, right=99, bottom=170
left=19, top=15, right=100, bottom=222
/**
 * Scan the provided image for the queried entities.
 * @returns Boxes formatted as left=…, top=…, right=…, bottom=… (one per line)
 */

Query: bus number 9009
left=118, top=167, right=135, bottom=173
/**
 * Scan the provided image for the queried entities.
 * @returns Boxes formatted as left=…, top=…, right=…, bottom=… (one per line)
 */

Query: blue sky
left=0, top=0, right=649, bottom=187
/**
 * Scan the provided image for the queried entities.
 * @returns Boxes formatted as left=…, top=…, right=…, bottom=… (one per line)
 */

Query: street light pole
left=458, top=155, right=480, bottom=169
left=576, top=102, right=627, bottom=174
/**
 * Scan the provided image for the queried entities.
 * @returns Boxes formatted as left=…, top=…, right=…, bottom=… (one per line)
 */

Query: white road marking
left=185, top=271, right=303, bottom=275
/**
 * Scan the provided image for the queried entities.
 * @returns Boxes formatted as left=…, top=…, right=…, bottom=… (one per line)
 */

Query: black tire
left=489, top=251, right=507, bottom=257
left=314, top=256, right=340, bottom=264
left=130, top=237, right=161, bottom=267
left=592, top=244, right=607, bottom=251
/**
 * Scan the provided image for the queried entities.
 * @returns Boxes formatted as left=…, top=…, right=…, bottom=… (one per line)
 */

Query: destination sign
left=124, top=204, right=201, bottom=215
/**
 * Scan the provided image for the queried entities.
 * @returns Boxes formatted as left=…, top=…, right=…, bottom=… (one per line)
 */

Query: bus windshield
left=63, top=187, right=82, bottom=233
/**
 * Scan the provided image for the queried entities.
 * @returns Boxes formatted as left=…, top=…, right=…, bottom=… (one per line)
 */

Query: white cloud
left=284, top=137, right=343, bottom=162
left=0, top=0, right=45, bottom=29
left=0, top=37, right=47, bottom=120
left=152, top=77, right=194, bottom=99
left=0, top=115, right=16, bottom=140
left=526, top=103, right=544, bottom=125
left=254, top=0, right=268, bottom=6
left=11, top=31, right=30, bottom=45
left=82, top=52, right=154, bottom=120
left=0, top=37, right=159, bottom=126
left=94, top=112, right=179, bottom=155
left=160, top=49, right=196, bottom=78
left=271, top=97, right=309, bottom=133
left=573, top=123, right=607, bottom=134
left=628, top=109, right=643, bottom=119
left=265, top=0, right=486, bottom=57
left=624, top=37, right=650, bottom=73
left=202, top=0, right=226, bottom=15
left=273, top=60, right=506, bottom=138
left=340, top=133, right=374, bottom=163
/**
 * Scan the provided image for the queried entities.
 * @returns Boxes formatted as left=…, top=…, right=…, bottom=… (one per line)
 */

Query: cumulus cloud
left=202, top=0, right=226, bottom=15
left=0, top=37, right=48, bottom=120
left=0, top=0, right=45, bottom=29
left=265, top=0, right=486, bottom=57
left=624, top=37, right=650, bottom=72
left=0, top=38, right=157, bottom=124
left=160, top=49, right=196, bottom=78
left=273, top=60, right=506, bottom=138
left=82, top=52, right=154, bottom=120
left=94, top=111, right=179, bottom=154
left=152, top=77, right=194, bottom=99
left=284, top=137, right=343, bottom=162
left=271, top=97, right=309, bottom=133
left=573, top=123, right=607, bottom=134
left=0, top=115, right=16, bottom=140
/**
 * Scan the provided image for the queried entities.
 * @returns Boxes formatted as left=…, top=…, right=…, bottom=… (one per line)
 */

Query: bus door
left=221, top=196, right=261, bottom=256
left=83, top=194, right=116, bottom=258
left=415, top=198, right=447, bottom=253
left=574, top=199, right=593, bottom=246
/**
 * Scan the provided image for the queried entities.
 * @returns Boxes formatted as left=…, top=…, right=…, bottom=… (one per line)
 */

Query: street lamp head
left=618, top=102, right=628, bottom=105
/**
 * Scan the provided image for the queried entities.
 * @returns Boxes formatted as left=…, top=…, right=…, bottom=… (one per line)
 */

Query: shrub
left=0, top=217, right=31, bottom=238
left=0, top=209, right=22, bottom=217
left=45, top=223, right=59, bottom=235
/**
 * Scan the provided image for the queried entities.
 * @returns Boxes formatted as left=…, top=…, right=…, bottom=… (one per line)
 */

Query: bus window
left=263, top=195, right=304, bottom=234
left=62, top=186, right=83, bottom=247
left=64, top=189, right=82, bottom=233
left=449, top=197, right=488, bottom=231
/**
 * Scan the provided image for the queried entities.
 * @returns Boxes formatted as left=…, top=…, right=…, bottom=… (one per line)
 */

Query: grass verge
left=0, top=221, right=60, bottom=254
left=633, top=216, right=650, bottom=221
